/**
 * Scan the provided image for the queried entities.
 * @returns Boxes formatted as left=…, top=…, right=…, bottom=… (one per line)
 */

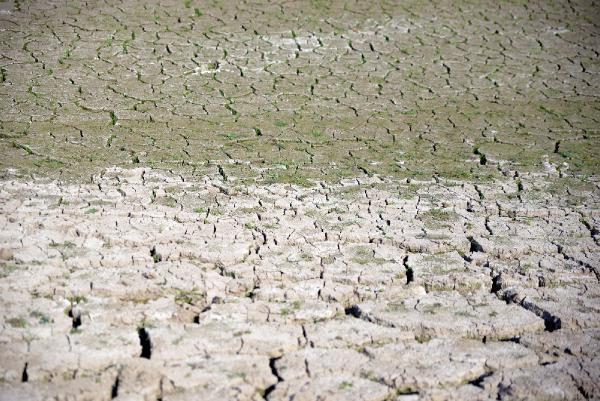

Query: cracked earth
left=1, top=0, right=600, bottom=400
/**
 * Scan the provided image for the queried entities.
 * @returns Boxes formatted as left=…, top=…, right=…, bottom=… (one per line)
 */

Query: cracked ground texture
left=0, top=0, right=599, bottom=400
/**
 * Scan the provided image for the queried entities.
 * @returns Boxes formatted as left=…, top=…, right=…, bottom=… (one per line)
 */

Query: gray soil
left=0, top=1, right=599, bottom=400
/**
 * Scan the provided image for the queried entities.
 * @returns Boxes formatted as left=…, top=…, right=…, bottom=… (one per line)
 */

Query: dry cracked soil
left=0, top=0, right=599, bottom=400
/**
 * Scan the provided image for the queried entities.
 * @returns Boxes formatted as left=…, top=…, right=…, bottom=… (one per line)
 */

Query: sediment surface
left=0, top=1, right=599, bottom=400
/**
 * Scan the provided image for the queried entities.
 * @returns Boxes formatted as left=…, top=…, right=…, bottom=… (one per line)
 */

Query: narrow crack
left=468, top=371, right=493, bottom=389
left=68, top=306, right=82, bottom=329
left=263, top=357, right=283, bottom=400
left=138, top=327, right=152, bottom=359
left=111, top=372, right=120, bottom=399
left=21, top=362, right=28, bottom=383
left=403, top=255, right=414, bottom=284
left=468, top=236, right=484, bottom=252
left=150, top=246, right=162, bottom=263
left=490, top=274, right=503, bottom=294
left=501, top=289, right=561, bottom=332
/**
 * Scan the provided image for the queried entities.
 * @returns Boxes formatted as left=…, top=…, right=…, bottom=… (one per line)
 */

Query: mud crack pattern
left=0, top=0, right=599, bottom=182
left=0, top=168, right=599, bottom=400
left=0, top=0, right=599, bottom=401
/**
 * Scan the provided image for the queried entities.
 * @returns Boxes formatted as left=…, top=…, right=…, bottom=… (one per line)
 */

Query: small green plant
left=30, top=311, right=52, bottom=324
left=158, top=196, right=177, bottom=207
left=50, top=241, right=75, bottom=248
left=351, top=247, right=386, bottom=265
left=137, top=319, right=155, bottom=330
left=421, top=302, right=442, bottom=315
left=7, top=317, right=27, bottom=328
left=67, top=294, right=87, bottom=304
left=174, top=289, right=204, bottom=305
left=422, top=208, right=456, bottom=221
left=209, top=208, right=223, bottom=216
left=455, top=310, right=476, bottom=318
left=12, top=142, right=34, bottom=155
left=415, top=333, right=431, bottom=343
left=339, top=381, right=353, bottom=390
left=519, top=263, right=533, bottom=274
left=0, top=263, right=17, bottom=278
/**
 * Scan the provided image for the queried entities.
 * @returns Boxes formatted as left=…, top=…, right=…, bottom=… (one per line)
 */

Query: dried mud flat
left=1, top=0, right=600, bottom=401
left=1, top=169, right=599, bottom=401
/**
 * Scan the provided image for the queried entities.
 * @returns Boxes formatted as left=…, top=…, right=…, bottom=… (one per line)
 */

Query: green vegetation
left=31, top=310, right=53, bottom=324
left=420, top=208, right=459, bottom=229
left=339, top=381, right=353, bottom=390
left=174, top=288, right=205, bottom=305
left=7, top=317, right=27, bottom=328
